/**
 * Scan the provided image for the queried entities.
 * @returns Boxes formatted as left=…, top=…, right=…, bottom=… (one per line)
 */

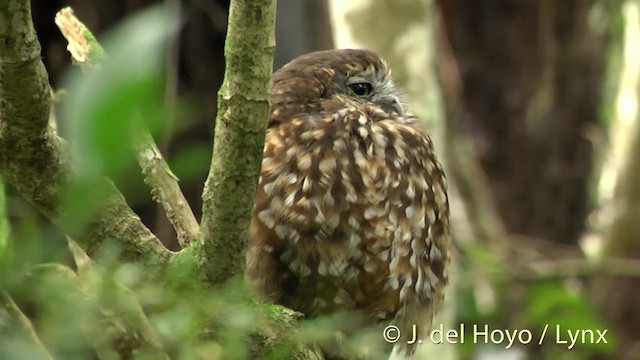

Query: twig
left=514, top=257, right=640, bottom=281
left=134, top=129, right=200, bottom=247
left=0, top=292, right=54, bottom=360
left=54, top=7, right=105, bottom=69
left=54, top=7, right=200, bottom=248
left=450, top=257, right=640, bottom=288
left=67, top=237, right=94, bottom=273
left=0, top=0, right=170, bottom=266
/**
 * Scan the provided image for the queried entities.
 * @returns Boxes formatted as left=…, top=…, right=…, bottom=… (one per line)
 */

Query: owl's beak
left=376, top=95, right=404, bottom=116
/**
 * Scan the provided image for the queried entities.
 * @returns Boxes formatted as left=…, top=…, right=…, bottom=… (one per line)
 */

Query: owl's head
left=270, top=49, right=404, bottom=126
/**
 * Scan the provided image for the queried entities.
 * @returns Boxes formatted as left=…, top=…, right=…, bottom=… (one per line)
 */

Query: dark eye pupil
left=349, top=82, right=372, bottom=96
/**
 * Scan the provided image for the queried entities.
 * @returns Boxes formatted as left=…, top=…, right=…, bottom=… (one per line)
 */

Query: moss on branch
left=198, top=0, right=276, bottom=284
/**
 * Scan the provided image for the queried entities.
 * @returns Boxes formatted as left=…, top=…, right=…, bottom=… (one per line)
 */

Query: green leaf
left=524, top=282, right=614, bottom=354
left=168, top=144, right=212, bottom=183
left=60, top=5, right=179, bottom=178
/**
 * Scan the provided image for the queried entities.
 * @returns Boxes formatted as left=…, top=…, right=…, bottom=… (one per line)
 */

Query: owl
left=245, top=49, right=451, bottom=357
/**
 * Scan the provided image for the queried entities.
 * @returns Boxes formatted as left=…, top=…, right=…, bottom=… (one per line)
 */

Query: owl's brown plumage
left=246, top=49, right=451, bottom=356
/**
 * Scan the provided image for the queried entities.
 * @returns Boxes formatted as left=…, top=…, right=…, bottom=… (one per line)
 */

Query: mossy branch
left=198, top=0, right=276, bottom=284
left=0, top=0, right=170, bottom=268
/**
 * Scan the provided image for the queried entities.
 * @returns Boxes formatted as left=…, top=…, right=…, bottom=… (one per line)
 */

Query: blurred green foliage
left=0, top=179, right=8, bottom=254
left=524, top=282, right=614, bottom=358
left=55, top=6, right=175, bottom=234
left=60, top=6, right=176, bottom=179
left=456, top=244, right=615, bottom=360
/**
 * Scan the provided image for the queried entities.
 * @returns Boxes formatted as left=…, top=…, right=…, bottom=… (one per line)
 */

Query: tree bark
left=198, top=0, right=275, bottom=284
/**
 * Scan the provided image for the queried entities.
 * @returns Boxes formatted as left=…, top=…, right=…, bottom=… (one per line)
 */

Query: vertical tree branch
left=198, top=0, right=276, bottom=284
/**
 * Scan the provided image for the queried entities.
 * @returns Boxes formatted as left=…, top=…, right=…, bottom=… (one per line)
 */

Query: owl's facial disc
left=345, top=74, right=404, bottom=116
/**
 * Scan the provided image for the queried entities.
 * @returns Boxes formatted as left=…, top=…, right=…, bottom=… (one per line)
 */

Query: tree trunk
left=595, top=3, right=640, bottom=358
left=436, top=0, right=608, bottom=245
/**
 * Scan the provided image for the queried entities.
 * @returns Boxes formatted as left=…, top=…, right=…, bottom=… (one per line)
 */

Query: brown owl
left=246, top=49, right=451, bottom=357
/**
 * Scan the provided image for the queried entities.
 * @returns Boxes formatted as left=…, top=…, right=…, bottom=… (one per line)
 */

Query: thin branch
left=0, top=291, right=54, bottom=360
left=67, top=237, right=94, bottom=273
left=54, top=7, right=199, bottom=248
left=513, top=257, right=640, bottom=281
left=54, top=7, right=105, bottom=69
left=134, top=129, right=200, bottom=247
left=198, top=0, right=276, bottom=284
left=0, top=0, right=170, bottom=266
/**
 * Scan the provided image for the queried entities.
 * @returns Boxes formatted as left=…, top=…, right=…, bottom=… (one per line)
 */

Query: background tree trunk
left=595, top=3, right=640, bottom=359
left=436, top=0, right=609, bottom=246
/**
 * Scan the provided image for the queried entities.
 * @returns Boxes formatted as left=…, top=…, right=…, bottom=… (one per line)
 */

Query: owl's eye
left=348, top=82, right=373, bottom=96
